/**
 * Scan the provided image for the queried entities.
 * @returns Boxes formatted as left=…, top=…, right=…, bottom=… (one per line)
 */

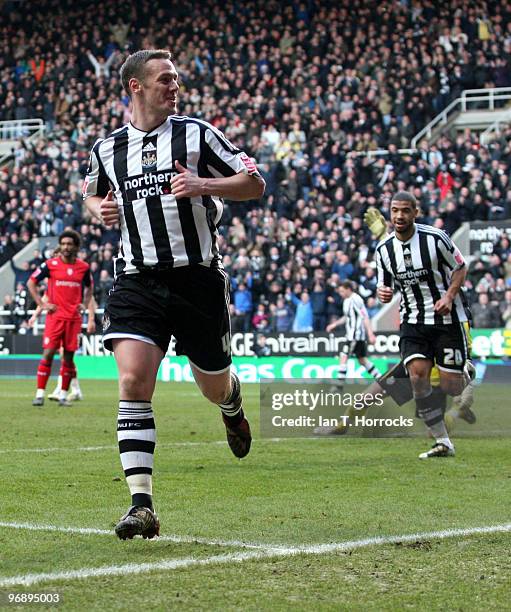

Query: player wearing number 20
left=375, top=191, right=469, bottom=459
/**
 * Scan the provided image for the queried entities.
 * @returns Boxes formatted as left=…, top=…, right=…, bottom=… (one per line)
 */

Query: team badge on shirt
left=403, top=245, right=413, bottom=268
left=142, top=141, right=157, bottom=170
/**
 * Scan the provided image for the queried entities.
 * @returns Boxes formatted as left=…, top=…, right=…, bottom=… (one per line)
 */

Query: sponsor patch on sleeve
left=240, top=152, right=258, bottom=175
left=454, top=248, right=465, bottom=266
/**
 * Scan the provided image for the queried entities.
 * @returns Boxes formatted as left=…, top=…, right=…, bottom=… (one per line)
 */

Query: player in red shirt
left=27, top=230, right=95, bottom=406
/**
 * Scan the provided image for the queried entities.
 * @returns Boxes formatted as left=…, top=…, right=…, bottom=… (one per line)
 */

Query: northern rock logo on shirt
left=121, top=169, right=178, bottom=201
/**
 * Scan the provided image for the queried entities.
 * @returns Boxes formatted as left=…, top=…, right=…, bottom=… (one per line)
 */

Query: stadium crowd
left=1, top=0, right=511, bottom=332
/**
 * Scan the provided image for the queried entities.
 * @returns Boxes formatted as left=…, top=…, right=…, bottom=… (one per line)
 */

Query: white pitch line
left=0, top=523, right=509, bottom=587
left=0, top=442, right=226, bottom=455
left=0, top=437, right=327, bottom=455
left=0, top=521, right=280, bottom=551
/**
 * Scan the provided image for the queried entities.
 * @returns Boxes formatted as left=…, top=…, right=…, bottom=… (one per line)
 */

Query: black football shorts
left=341, top=340, right=368, bottom=359
left=399, top=322, right=468, bottom=373
left=377, top=360, right=414, bottom=406
left=103, top=265, right=232, bottom=373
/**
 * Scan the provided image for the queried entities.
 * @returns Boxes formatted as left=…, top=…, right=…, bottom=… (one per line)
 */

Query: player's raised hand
left=100, top=190, right=119, bottom=227
left=377, top=286, right=393, bottom=303
left=170, top=160, right=206, bottom=199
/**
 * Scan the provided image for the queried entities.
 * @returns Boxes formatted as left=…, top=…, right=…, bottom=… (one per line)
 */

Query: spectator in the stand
left=500, top=289, right=511, bottom=329
left=13, top=282, right=32, bottom=330
left=2, top=294, right=16, bottom=329
left=471, top=292, right=503, bottom=328
left=95, top=269, right=114, bottom=309
left=233, top=282, right=252, bottom=333
left=62, top=203, right=79, bottom=230
left=291, top=292, right=313, bottom=333
left=251, top=303, right=270, bottom=332
left=311, top=281, right=327, bottom=331
left=86, top=50, right=118, bottom=78
left=436, top=166, right=454, bottom=201
left=505, top=254, right=511, bottom=285
left=229, top=304, right=244, bottom=334
left=29, top=249, right=45, bottom=270
left=272, top=296, right=293, bottom=333
left=332, top=252, right=354, bottom=281
left=10, top=260, right=32, bottom=289
left=253, top=333, right=271, bottom=357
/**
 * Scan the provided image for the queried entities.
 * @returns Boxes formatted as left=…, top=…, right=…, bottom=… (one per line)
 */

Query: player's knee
left=200, top=385, right=230, bottom=405
left=408, top=371, right=429, bottom=392
left=119, top=371, right=147, bottom=398
left=63, top=351, right=74, bottom=365
left=42, top=349, right=56, bottom=362
left=439, top=377, right=464, bottom=397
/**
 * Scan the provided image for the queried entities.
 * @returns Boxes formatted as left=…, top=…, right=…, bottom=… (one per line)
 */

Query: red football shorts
left=43, top=317, right=82, bottom=352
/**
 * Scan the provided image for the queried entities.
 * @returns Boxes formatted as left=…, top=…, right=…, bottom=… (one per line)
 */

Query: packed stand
left=1, top=0, right=511, bottom=332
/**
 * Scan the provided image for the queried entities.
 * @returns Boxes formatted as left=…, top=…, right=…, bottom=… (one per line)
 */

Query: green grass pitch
left=0, top=379, right=510, bottom=610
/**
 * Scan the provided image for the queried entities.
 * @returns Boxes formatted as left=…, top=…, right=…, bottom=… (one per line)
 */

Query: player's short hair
left=59, top=229, right=81, bottom=248
left=120, top=49, right=173, bottom=98
left=391, top=191, right=417, bottom=208
left=340, top=280, right=354, bottom=291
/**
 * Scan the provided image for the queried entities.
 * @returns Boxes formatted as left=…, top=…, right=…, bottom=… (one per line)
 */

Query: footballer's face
left=135, top=58, right=179, bottom=116
left=339, top=286, right=350, bottom=299
left=390, top=199, right=418, bottom=236
left=59, top=237, right=78, bottom=261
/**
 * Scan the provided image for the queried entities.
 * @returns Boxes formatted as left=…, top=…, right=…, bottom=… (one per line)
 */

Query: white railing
left=348, top=148, right=416, bottom=158
left=0, top=118, right=46, bottom=166
left=480, top=110, right=511, bottom=145
left=0, top=118, right=45, bottom=141
left=461, top=87, right=511, bottom=110
left=411, top=87, right=511, bottom=148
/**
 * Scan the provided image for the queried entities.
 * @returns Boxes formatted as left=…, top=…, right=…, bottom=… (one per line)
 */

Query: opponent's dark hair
left=391, top=191, right=417, bottom=208
left=59, top=229, right=81, bottom=248
left=120, top=49, right=172, bottom=98
left=341, top=280, right=354, bottom=291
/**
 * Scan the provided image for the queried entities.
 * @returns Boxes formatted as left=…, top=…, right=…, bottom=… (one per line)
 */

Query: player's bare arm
left=170, top=160, right=265, bottom=201
left=27, top=278, right=57, bottom=312
left=326, top=316, right=346, bottom=333
left=28, top=303, right=43, bottom=327
left=85, top=191, right=119, bottom=227
left=434, top=265, right=467, bottom=315
left=363, top=316, right=376, bottom=344
left=85, top=292, right=97, bottom=334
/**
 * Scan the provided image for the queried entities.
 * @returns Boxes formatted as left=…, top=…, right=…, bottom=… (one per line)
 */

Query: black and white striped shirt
left=83, top=116, right=261, bottom=276
left=343, top=292, right=367, bottom=341
left=376, top=224, right=467, bottom=325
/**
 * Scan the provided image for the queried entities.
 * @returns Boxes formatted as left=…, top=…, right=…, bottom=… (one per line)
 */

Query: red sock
left=60, top=363, right=75, bottom=392
left=36, top=359, right=52, bottom=390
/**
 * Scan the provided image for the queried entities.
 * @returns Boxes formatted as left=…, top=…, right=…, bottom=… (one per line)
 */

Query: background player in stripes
left=27, top=230, right=95, bottom=407
left=376, top=191, right=469, bottom=459
left=326, top=281, right=380, bottom=388
left=316, top=207, right=476, bottom=437
left=84, top=49, right=265, bottom=539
